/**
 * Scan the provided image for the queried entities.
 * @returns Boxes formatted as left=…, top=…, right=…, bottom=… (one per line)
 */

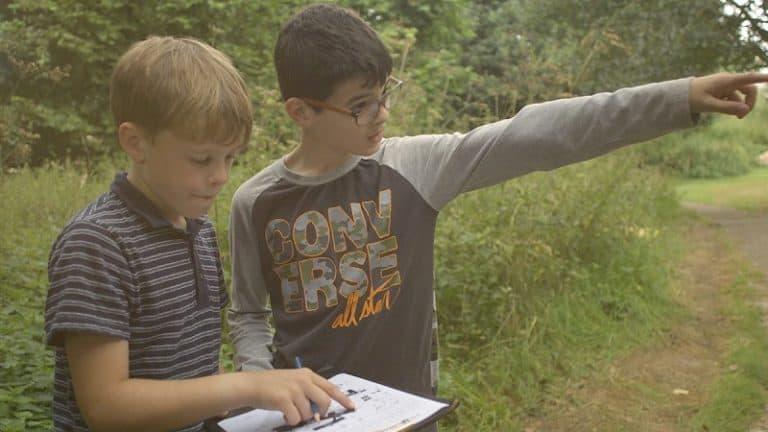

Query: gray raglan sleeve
left=377, top=77, right=696, bottom=210
left=227, top=183, right=274, bottom=371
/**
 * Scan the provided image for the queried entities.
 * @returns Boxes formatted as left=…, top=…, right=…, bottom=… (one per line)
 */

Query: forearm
left=82, top=373, right=249, bottom=432
left=91, top=368, right=358, bottom=431
left=457, top=78, right=694, bottom=190
left=229, top=309, right=275, bottom=371
left=68, top=330, right=356, bottom=431
left=229, top=193, right=275, bottom=371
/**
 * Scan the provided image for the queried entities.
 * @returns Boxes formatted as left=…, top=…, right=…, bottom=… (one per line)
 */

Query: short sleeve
left=45, top=221, right=133, bottom=347
left=213, top=234, right=229, bottom=308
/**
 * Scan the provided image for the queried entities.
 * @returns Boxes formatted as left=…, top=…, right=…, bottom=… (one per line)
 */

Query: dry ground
left=521, top=204, right=768, bottom=432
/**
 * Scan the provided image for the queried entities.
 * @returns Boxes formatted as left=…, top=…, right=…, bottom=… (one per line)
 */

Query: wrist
left=227, top=372, right=255, bottom=409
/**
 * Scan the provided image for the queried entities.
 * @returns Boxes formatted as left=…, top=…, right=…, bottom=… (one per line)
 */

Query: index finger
left=313, top=376, right=356, bottom=411
left=732, top=72, right=768, bottom=86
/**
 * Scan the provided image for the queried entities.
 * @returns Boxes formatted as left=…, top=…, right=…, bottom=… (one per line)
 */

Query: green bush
left=0, top=164, right=109, bottom=432
left=638, top=98, right=768, bottom=179
left=433, top=151, right=681, bottom=430
left=660, top=136, right=754, bottom=178
left=0, top=147, right=682, bottom=431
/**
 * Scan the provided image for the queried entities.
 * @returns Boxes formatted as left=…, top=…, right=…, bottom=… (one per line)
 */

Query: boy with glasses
left=228, top=3, right=768, bottom=426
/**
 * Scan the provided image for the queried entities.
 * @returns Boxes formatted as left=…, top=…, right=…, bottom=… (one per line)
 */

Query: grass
left=1, top=139, right=765, bottom=431
left=676, top=167, right=768, bottom=211
left=690, top=268, right=768, bottom=432
left=0, top=165, right=108, bottom=432
left=0, top=153, right=683, bottom=431
left=637, top=91, right=768, bottom=180
left=433, top=157, right=683, bottom=430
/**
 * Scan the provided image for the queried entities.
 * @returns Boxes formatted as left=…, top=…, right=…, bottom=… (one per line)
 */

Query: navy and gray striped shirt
left=45, top=172, right=227, bottom=432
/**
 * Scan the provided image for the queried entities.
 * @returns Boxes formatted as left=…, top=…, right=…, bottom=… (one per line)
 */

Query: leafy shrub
left=0, top=164, right=109, bottom=432
left=0, top=147, right=682, bottom=431
left=433, top=152, right=681, bottom=429
left=639, top=99, right=768, bottom=179
left=648, top=136, right=754, bottom=178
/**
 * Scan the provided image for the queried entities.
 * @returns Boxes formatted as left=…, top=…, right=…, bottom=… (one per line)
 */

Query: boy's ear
left=284, top=97, right=314, bottom=126
left=118, top=122, right=147, bottom=163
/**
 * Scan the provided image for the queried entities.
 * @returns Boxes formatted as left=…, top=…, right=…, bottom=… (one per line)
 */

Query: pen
left=294, top=356, right=321, bottom=422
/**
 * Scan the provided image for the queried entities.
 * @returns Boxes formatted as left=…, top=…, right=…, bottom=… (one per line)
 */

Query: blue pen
left=294, top=356, right=321, bottom=422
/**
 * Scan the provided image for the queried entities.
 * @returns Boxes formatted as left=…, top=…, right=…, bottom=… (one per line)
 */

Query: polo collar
left=110, top=172, right=203, bottom=235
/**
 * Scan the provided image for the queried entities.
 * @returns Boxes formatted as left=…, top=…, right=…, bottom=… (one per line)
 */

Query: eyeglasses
left=301, top=76, right=403, bottom=126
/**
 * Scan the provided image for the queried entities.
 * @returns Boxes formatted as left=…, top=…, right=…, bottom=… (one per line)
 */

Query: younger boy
left=228, top=2, right=767, bottom=408
left=44, top=35, right=352, bottom=432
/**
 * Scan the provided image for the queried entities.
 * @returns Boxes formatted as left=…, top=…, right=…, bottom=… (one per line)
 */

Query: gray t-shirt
left=228, top=78, right=695, bottom=397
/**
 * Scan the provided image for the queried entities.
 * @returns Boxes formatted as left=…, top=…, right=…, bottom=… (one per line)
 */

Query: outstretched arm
left=378, top=77, right=695, bottom=210
left=377, top=71, right=768, bottom=211
left=689, top=72, right=768, bottom=117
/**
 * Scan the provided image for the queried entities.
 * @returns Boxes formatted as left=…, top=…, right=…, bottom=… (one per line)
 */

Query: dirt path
left=686, top=204, right=768, bottom=323
left=684, top=203, right=768, bottom=432
left=522, top=204, right=768, bottom=432
left=685, top=203, right=768, bottom=281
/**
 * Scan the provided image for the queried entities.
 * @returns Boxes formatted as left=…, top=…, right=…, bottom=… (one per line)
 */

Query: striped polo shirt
left=44, top=172, right=227, bottom=432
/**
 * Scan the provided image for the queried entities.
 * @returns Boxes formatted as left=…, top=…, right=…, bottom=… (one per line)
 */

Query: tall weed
left=639, top=97, right=768, bottom=178
left=434, top=151, right=680, bottom=430
left=1, top=149, right=681, bottom=431
left=0, top=163, right=110, bottom=431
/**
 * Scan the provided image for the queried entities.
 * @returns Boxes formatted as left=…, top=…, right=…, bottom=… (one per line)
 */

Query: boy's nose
left=375, top=104, right=390, bottom=124
left=210, top=161, right=229, bottom=185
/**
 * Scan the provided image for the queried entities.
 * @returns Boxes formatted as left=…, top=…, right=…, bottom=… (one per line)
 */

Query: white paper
left=218, top=373, right=449, bottom=432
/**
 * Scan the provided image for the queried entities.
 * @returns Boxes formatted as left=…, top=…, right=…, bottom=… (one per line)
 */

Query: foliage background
left=2, top=1, right=768, bottom=431
left=1, top=0, right=765, bottom=170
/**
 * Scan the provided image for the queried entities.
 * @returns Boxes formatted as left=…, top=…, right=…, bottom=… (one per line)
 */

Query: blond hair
left=110, top=36, right=252, bottom=146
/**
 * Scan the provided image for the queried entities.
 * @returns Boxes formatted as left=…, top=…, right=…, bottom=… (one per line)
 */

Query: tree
left=0, top=0, right=302, bottom=168
left=722, top=0, right=768, bottom=65
left=450, top=0, right=762, bottom=126
left=1, top=0, right=762, bottom=169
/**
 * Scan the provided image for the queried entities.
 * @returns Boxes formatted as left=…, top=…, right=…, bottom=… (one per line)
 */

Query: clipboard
left=208, top=373, right=458, bottom=432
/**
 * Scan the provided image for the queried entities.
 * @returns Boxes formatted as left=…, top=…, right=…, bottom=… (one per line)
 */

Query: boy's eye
left=191, top=157, right=211, bottom=165
left=352, top=98, right=378, bottom=112
left=350, top=103, right=366, bottom=113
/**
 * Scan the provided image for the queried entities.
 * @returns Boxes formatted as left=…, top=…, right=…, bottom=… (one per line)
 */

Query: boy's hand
left=689, top=72, right=768, bottom=118
left=243, top=368, right=355, bottom=425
